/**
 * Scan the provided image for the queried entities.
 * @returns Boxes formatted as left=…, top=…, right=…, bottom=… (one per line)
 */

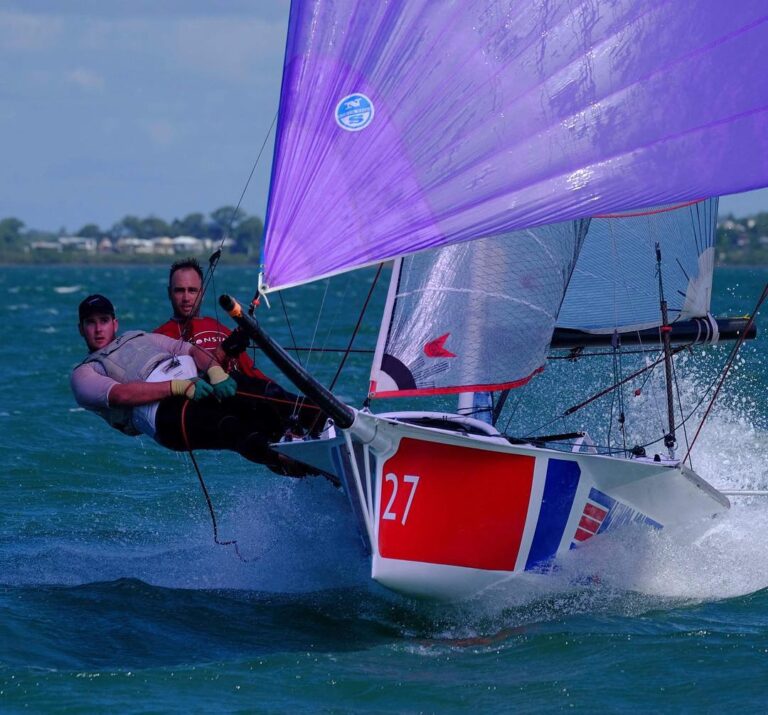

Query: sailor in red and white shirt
left=153, top=257, right=268, bottom=380
left=152, top=258, right=326, bottom=445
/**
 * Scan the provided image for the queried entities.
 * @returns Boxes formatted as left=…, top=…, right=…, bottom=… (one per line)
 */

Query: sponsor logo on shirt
left=192, top=330, right=226, bottom=349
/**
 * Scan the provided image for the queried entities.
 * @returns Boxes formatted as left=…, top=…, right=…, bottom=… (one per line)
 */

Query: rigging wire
left=631, top=357, right=728, bottom=451
left=477, top=199, right=729, bottom=461
left=607, top=332, right=622, bottom=455
left=315, top=277, right=354, bottom=375
left=224, top=110, right=279, bottom=251
left=279, top=292, right=304, bottom=368
left=625, top=292, right=763, bottom=453
left=302, top=279, right=332, bottom=376
left=492, top=388, right=511, bottom=426
left=607, top=351, right=617, bottom=454
left=671, top=351, right=693, bottom=469
left=235, top=343, right=686, bottom=359
left=617, top=337, right=627, bottom=454
left=269, top=277, right=333, bottom=424
left=562, top=346, right=688, bottom=417
left=523, top=344, right=687, bottom=442
left=329, top=263, right=384, bottom=392
left=501, top=387, right=525, bottom=435
left=166, top=110, right=279, bottom=357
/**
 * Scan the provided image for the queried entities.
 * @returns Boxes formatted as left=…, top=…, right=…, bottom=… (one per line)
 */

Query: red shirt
left=154, top=316, right=268, bottom=380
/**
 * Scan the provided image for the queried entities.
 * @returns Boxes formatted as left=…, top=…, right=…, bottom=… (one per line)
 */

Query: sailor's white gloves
left=170, top=367, right=237, bottom=401
left=170, top=378, right=213, bottom=401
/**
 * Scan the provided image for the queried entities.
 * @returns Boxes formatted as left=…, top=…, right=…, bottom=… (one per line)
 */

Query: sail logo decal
left=423, top=333, right=457, bottom=358
left=335, top=93, right=374, bottom=131
left=572, top=487, right=661, bottom=546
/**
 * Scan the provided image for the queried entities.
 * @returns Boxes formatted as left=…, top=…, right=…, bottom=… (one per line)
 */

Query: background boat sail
left=221, top=1, right=768, bottom=600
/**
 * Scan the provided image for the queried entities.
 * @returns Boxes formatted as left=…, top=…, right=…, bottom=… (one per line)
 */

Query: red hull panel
left=379, top=438, right=535, bottom=570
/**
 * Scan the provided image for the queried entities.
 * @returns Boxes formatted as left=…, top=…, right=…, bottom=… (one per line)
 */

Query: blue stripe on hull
left=525, top=459, right=581, bottom=571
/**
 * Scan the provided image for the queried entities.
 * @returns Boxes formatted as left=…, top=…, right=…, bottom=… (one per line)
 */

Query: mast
left=655, top=243, right=676, bottom=457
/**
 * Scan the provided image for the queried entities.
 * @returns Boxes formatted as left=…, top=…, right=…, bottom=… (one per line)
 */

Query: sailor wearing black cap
left=70, top=294, right=321, bottom=475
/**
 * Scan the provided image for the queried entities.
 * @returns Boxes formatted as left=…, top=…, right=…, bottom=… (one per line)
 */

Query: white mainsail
left=369, top=199, right=716, bottom=398
left=369, top=221, right=589, bottom=397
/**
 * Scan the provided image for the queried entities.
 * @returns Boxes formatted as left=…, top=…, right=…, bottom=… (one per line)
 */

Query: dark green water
left=1, top=264, right=767, bottom=713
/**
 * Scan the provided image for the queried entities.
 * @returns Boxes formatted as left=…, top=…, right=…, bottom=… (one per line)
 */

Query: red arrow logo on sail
left=424, top=333, right=457, bottom=358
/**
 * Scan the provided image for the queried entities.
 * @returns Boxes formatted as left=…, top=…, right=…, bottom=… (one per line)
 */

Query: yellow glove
left=207, top=366, right=237, bottom=400
left=170, top=378, right=213, bottom=401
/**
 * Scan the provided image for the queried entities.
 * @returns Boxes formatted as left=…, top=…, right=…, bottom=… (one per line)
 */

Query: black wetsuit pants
left=153, top=374, right=324, bottom=470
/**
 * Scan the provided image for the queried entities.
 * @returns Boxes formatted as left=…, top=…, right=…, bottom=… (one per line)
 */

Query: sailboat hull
left=274, top=411, right=729, bottom=601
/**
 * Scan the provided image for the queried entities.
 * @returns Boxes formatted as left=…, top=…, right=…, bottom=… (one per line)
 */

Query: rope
left=595, top=199, right=703, bottom=219
left=180, top=400, right=249, bottom=562
left=234, top=389, right=322, bottom=411
left=279, top=292, right=304, bottom=368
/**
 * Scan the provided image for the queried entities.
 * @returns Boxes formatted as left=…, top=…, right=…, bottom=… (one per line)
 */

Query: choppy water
left=1, top=264, right=767, bottom=712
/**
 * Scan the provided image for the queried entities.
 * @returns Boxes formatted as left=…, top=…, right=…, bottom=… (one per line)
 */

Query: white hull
left=274, top=410, right=729, bottom=601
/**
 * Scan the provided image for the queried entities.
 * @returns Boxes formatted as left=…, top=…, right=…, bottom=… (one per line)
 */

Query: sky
left=2, top=0, right=767, bottom=233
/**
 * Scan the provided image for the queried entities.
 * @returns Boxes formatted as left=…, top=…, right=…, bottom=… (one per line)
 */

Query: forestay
left=369, top=221, right=588, bottom=397
left=558, top=198, right=718, bottom=333
left=261, top=1, right=768, bottom=294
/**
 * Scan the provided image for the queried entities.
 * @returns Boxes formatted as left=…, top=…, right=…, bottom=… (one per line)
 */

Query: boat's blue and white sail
left=558, top=199, right=718, bottom=333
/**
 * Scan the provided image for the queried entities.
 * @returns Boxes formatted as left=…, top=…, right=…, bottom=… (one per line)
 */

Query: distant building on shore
left=28, top=234, right=233, bottom=256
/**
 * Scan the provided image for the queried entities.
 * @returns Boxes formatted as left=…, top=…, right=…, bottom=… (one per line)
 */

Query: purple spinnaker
left=262, top=1, right=768, bottom=293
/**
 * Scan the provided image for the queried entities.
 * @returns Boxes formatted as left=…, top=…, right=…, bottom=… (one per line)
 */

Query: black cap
left=78, top=294, right=115, bottom=322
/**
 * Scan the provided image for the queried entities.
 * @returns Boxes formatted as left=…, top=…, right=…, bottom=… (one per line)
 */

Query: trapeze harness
left=154, top=316, right=268, bottom=380
left=79, top=330, right=173, bottom=436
